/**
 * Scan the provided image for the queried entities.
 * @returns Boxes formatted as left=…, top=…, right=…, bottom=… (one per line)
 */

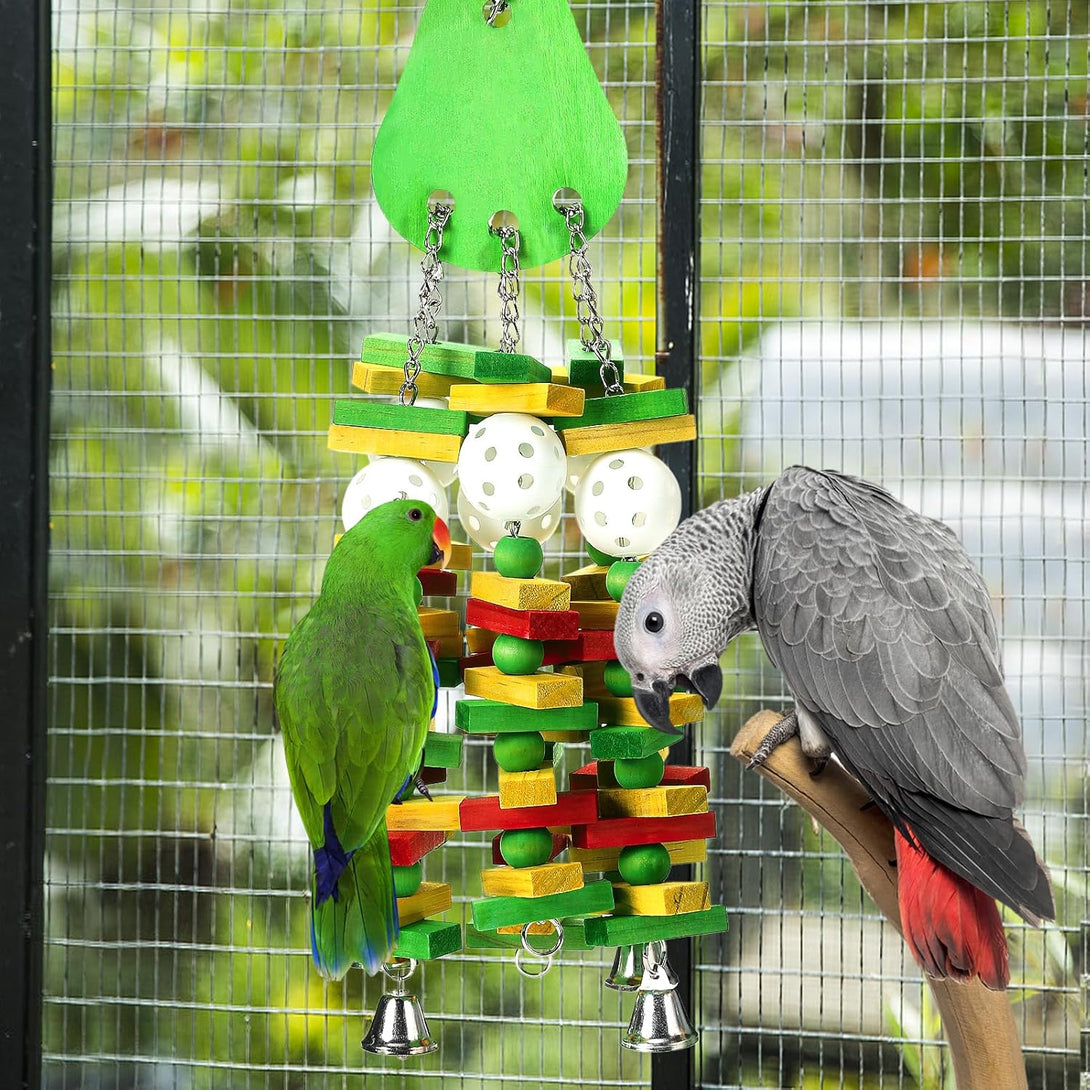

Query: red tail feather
left=894, top=829, right=1010, bottom=989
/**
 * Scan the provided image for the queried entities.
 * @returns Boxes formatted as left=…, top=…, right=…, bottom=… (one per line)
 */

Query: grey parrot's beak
left=633, top=679, right=683, bottom=737
left=684, top=662, right=723, bottom=710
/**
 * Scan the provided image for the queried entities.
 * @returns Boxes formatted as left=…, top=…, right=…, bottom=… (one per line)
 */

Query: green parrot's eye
left=407, top=508, right=423, bottom=522
left=644, top=611, right=664, bottom=633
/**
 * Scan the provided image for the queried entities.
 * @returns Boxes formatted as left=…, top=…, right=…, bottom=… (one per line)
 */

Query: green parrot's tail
left=310, top=820, right=398, bottom=980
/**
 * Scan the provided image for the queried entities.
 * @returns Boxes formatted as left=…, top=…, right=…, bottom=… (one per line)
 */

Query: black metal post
left=0, top=0, right=51, bottom=1084
left=654, top=0, right=700, bottom=1083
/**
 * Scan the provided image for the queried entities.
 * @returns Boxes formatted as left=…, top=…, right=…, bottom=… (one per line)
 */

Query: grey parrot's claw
left=414, top=775, right=433, bottom=801
left=808, top=755, right=830, bottom=779
left=747, top=709, right=799, bottom=770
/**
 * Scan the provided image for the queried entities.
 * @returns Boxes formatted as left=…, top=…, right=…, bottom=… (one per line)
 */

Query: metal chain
left=399, top=202, right=453, bottom=406
left=483, top=0, right=509, bottom=25
left=558, top=200, right=624, bottom=395
left=495, top=225, right=522, bottom=354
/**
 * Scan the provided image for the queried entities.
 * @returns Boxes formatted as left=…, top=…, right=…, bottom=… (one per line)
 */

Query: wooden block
left=623, top=373, right=667, bottom=393
left=465, top=598, right=580, bottom=640
left=448, top=382, right=585, bottom=417
left=541, top=629, right=616, bottom=666
left=540, top=730, right=590, bottom=743
left=553, top=389, right=689, bottom=431
left=436, top=658, right=462, bottom=688
left=492, top=831, right=570, bottom=866
left=471, top=350, right=554, bottom=384
left=498, top=765, right=558, bottom=809
left=418, top=568, right=458, bottom=596
left=561, top=564, right=611, bottom=599
left=566, top=338, right=624, bottom=389
left=353, top=360, right=459, bottom=398
left=459, top=652, right=492, bottom=674
left=496, top=921, right=562, bottom=936
left=422, top=731, right=464, bottom=769
left=396, top=881, right=452, bottom=926
left=456, top=698, right=599, bottom=735
left=597, top=785, right=708, bottom=819
left=465, top=627, right=498, bottom=654
left=361, top=332, right=482, bottom=379
left=328, top=424, right=462, bottom=462
left=418, top=766, right=447, bottom=786
left=480, top=861, right=584, bottom=898
left=386, top=796, right=466, bottom=832
left=598, top=694, right=705, bottom=728
left=612, top=880, right=710, bottom=916
left=464, top=667, right=583, bottom=710
left=429, top=541, right=473, bottom=571
left=470, top=571, right=571, bottom=612
left=559, top=661, right=609, bottom=697
left=459, top=790, right=598, bottom=832
left=394, top=919, right=462, bottom=960
left=571, top=810, right=716, bottom=849
left=591, top=725, right=685, bottom=760
left=582, top=905, right=728, bottom=948
left=388, top=829, right=449, bottom=867
left=464, top=923, right=593, bottom=951
left=570, top=761, right=711, bottom=791
left=332, top=400, right=468, bottom=436
left=471, top=879, right=614, bottom=931
left=418, top=607, right=461, bottom=640
left=560, top=414, right=697, bottom=457
left=570, top=839, right=707, bottom=873
left=571, top=600, right=619, bottom=630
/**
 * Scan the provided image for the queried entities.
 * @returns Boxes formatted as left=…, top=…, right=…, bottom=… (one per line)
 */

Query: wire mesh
left=46, top=0, right=1089, bottom=1088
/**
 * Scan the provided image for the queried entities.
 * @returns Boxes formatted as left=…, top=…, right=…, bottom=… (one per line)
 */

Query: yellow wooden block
left=570, top=839, right=707, bottom=873
left=386, top=796, right=466, bottom=832
left=448, top=382, right=585, bottom=417
left=418, top=607, right=461, bottom=639
left=447, top=542, right=474, bottom=570
left=541, top=730, right=590, bottom=743
left=397, top=881, right=453, bottom=926
left=612, top=880, right=710, bottom=916
left=559, top=661, right=608, bottom=698
left=471, top=571, right=572, bottom=612
left=498, top=920, right=560, bottom=936
left=560, top=414, right=697, bottom=456
left=328, top=424, right=462, bottom=462
left=352, top=360, right=460, bottom=398
left=481, top=861, right=584, bottom=898
left=571, top=600, right=619, bottom=630
left=498, top=765, right=558, bottom=809
left=598, top=694, right=705, bottom=727
left=464, top=666, right=583, bottom=710
left=562, top=564, right=611, bottom=599
left=548, top=365, right=666, bottom=394
left=597, top=785, right=709, bottom=819
left=466, top=627, right=498, bottom=654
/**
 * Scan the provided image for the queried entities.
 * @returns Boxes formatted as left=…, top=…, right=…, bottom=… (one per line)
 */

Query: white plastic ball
left=341, top=457, right=450, bottom=531
left=574, top=449, right=682, bottom=557
left=457, top=486, right=562, bottom=551
left=564, top=452, right=598, bottom=494
left=456, top=412, right=566, bottom=522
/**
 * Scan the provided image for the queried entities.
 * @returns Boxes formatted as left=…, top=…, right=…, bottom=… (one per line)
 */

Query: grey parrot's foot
left=808, top=754, right=830, bottom=779
left=747, top=710, right=799, bottom=769
left=413, top=775, right=433, bottom=801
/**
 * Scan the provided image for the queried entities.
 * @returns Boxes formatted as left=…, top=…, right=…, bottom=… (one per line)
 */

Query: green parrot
left=274, top=498, right=451, bottom=978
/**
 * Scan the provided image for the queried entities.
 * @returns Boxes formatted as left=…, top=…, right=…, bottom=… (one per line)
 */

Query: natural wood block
left=597, top=785, right=709, bottom=819
left=465, top=626, right=498, bottom=654
left=386, top=796, right=466, bottom=832
left=449, top=382, right=585, bottom=417
left=353, top=360, right=460, bottom=398
left=471, top=571, right=571, bottom=612
left=465, top=598, right=580, bottom=640
left=570, top=810, right=716, bottom=849
left=422, top=730, right=463, bottom=769
left=332, top=399, right=468, bottom=436
left=471, top=879, right=614, bottom=931
left=464, top=666, right=582, bottom=710
left=598, top=694, right=705, bottom=728
left=459, top=790, right=598, bottom=832
left=498, top=765, right=558, bottom=809
left=570, top=761, right=712, bottom=792
left=560, top=414, right=697, bottom=456
left=396, top=881, right=452, bottom=926
left=388, top=830, right=449, bottom=867
left=496, top=920, right=563, bottom=936
left=561, top=564, right=611, bottom=599
left=570, top=839, right=707, bottom=873
left=582, top=905, right=728, bottom=948
left=394, top=919, right=462, bottom=960
left=456, top=698, right=599, bottom=735
left=541, top=629, right=616, bottom=665
left=328, top=424, right=462, bottom=462
left=612, top=880, right=710, bottom=916
left=560, top=661, right=609, bottom=697
left=571, top=599, right=619, bottom=630
left=491, top=831, right=570, bottom=866
left=418, top=568, right=458, bottom=596
left=418, top=607, right=461, bottom=639
left=480, top=861, right=584, bottom=898
left=553, top=388, right=689, bottom=431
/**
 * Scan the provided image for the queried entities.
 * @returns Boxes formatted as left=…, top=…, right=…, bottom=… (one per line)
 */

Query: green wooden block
left=436, top=658, right=462, bottom=688
left=362, top=332, right=480, bottom=379
left=332, top=400, right=469, bottom=436
left=472, top=351, right=553, bottom=384
left=463, top=923, right=594, bottom=952
left=553, top=388, right=689, bottom=431
left=582, top=905, right=728, bottom=947
left=471, top=880, right=615, bottom=931
left=591, top=724, right=685, bottom=760
left=567, top=339, right=624, bottom=390
left=394, top=919, right=463, bottom=960
left=423, top=731, right=464, bottom=769
left=456, top=699, right=599, bottom=735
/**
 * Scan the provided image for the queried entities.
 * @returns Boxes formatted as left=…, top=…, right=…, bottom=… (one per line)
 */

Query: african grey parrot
left=613, top=465, right=1054, bottom=988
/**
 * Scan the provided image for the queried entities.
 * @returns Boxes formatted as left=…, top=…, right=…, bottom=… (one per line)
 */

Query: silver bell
left=605, top=944, right=644, bottom=991
left=621, top=941, right=698, bottom=1053
left=361, top=958, right=438, bottom=1057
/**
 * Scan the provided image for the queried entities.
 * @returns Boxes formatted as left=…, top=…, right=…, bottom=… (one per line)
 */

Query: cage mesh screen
left=47, top=0, right=1088, bottom=1088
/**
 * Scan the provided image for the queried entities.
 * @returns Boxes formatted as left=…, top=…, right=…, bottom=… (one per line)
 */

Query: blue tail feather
left=313, top=802, right=355, bottom=906
left=429, top=643, right=440, bottom=717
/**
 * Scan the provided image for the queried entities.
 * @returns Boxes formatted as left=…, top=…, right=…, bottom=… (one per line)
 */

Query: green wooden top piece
left=394, top=919, right=463, bottom=960
left=361, top=335, right=552, bottom=384
left=582, top=905, right=728, bottom=947
left=473, top=352, right=553, bottom=384
left=471, top=879, right=615, bottom=931
left=371, top=0, right=627, bottom=272
left=567, top=339, right=624, bottom=391
left=591, top=724, right=686, bottom=760
left=456, top=699, right=599, bottom=735
left=331, top=401, right=468, bottom=436
left=423, top=731, right=464, bottom=769
left=552, top=388, right=690, bottom=431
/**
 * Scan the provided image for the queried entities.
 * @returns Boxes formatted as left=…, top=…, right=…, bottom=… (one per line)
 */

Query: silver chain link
left=495, top=225, right=522, bottom=354
left=399, top=202, right=453, bottom=406
left=558, top=200, right=624, bottom=395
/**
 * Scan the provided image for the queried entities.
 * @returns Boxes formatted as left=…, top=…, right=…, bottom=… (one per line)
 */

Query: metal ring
left=382, top=957, right=416, bottom=984
left=514, top=947, right=554, bottom=978
left=520, top=919, right=564, bottom=958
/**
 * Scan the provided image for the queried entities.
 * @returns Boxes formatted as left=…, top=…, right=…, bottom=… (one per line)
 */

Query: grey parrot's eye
left=644, top=611, right=664, bottom=633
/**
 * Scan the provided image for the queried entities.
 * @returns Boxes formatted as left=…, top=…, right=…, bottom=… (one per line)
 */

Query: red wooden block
left=541, top=629, right=616, bottom=666
left=490, top=831, right=570, bottom=866
left=570, top=810, right=717, bottom=849
left=458, top=652, right=493, bottom=674
left=568, top=761, right=712, bottom=791
left=388, top=829, right=448, bottom=867
left=569, top=763, right=599, bottom=791
left=459, top=790, right=599, bottom=832
left=427, top=640, right=441, bottom=660
left=465, top=598, right=580, bottom=641
left=418, top=568, right=458, bottom=596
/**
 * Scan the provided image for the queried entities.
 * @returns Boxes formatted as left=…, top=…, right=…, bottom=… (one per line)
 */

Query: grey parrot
left=614, top=465, right=1054, bottom=988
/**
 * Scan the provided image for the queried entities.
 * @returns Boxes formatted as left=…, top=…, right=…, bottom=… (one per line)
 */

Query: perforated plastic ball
left=457, top=487, right=562, bottom=551
left=341, top=457, right=450, bottom=531
left=564, top=452, right=597, bottom=493
left=574, top=449, right=682, bottom=557
left=457, top=412, right=566, bottom=521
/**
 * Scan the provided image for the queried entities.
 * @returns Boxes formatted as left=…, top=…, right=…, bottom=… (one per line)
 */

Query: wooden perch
left=731, top=710, right=1027, bottom=1090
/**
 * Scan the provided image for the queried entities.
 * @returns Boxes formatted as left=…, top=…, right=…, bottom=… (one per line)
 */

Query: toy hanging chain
left=494, top=223, right=522, bottom=354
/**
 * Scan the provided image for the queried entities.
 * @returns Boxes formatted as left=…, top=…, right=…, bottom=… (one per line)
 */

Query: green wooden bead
left=618, top=843, right=671, bottom=886
left=414, top=577, right=425, bottom=607
left=393, top=862, right=423, bottom=898
left=587, top=542, right=620, bottom=566
left=492, top=634, right=545, bottom=675
left=606, top=560, right=642, bottom=602
left=499, top=827, right=554, bottom=868
left=603, top=660, right=633, bottom=697
left=494, top=535, right=544, bottom=578
left=614, top=752, right=665, bottom=789
left=493, top=731, right=546, bottom=773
